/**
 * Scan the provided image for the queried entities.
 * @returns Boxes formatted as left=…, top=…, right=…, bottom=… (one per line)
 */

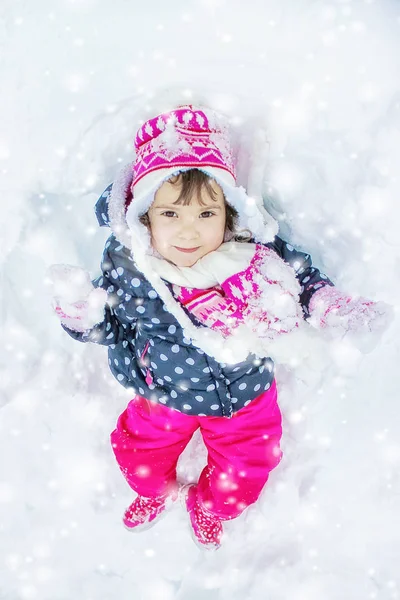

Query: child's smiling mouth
left=174, top=246, right=200, bottom=253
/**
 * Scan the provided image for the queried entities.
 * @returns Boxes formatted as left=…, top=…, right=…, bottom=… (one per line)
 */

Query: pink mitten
left=48, top=264, right=107, bottom=332
left=220, top=246, right=303, bottom=340
left=308, top=286, right=394, bottom=353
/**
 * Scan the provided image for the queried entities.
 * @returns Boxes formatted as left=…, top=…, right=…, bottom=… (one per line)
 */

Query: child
left=50, top=104, right=392, bottom=549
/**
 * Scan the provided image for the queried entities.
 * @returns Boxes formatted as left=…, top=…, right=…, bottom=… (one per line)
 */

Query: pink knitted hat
left=131, top=104, right=237, bottom=202
left=121, top=103, right=278, bottom=255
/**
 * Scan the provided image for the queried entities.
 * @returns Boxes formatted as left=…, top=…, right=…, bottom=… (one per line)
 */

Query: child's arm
left=49, top=248, right=126, bottom=346
left=266, top=236, right=334, bottom=318
left=268, top=236, right=393, bottom=351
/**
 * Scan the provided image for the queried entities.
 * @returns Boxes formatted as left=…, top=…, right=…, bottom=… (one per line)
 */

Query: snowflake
left=182, top=110, right=193, bottom=126
left=145, top=122, right=154, bottom=137
left=156, top=116, right=166, bottom=131
left=196, top=112, right=205, bottom=128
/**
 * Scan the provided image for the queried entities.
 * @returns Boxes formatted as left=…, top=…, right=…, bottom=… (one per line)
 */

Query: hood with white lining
left=94, top=163, right=287, bottom=364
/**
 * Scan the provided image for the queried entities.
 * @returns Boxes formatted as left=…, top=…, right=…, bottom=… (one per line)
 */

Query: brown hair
left=139, top=169, right=251, bottom=240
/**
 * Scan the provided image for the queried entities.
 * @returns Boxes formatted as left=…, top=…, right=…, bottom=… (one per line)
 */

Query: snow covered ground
left=1, top=0, right=400, bottom=598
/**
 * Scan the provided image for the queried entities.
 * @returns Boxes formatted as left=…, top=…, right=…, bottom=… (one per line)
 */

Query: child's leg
left=110, top=395, right=199, bottom=498
left=197, top=380, right=283, bottom=520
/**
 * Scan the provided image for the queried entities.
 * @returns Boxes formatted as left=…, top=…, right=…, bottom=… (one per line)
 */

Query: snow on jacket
left=63, top=183, right=334, bottom=418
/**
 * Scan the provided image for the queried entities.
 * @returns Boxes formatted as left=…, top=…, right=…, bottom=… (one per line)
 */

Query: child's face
left=148, top=178, right=226, bottom=267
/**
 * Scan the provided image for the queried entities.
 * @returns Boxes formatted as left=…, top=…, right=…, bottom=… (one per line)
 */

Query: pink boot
left=123, top=492, right=177, bottom=531
left=183, top=485, right=223, bottom=550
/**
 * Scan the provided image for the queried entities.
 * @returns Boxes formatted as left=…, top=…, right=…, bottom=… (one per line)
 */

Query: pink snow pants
left=110, top=380, right=282, bottom=520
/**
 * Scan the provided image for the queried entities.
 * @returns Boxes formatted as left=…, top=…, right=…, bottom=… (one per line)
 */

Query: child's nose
left=178, top=220, right=199, bottom=240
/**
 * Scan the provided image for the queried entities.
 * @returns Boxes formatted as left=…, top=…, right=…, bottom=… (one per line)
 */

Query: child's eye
left=200, top=211, right=215, bottom=218
left=161, top=211, right=177, bottom=218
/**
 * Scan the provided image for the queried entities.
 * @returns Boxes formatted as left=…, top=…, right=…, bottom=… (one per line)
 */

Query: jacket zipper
left=140, top=340, right=153, bottom=385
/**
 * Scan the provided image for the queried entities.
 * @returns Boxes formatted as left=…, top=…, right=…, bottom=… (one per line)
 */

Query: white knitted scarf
left=147, top=241, right=255, bottom=288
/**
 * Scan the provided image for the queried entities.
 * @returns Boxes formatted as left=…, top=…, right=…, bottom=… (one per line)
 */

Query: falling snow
left=1, top=0, right=400, bottom=599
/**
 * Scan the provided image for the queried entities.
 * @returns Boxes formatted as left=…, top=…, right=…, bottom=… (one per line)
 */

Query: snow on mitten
left=220, top=246, right=304, bottom=340
left=308, top=286, right=394, bottom=353
left=48, top=264, right=107, bottom=332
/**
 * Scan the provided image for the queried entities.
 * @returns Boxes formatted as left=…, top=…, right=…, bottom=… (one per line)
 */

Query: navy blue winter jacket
left=63, top=185, right=333, bottom=418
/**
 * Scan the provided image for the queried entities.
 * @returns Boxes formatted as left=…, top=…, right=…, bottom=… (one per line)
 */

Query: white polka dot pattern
left=80, top=235, right=280, bottom=417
